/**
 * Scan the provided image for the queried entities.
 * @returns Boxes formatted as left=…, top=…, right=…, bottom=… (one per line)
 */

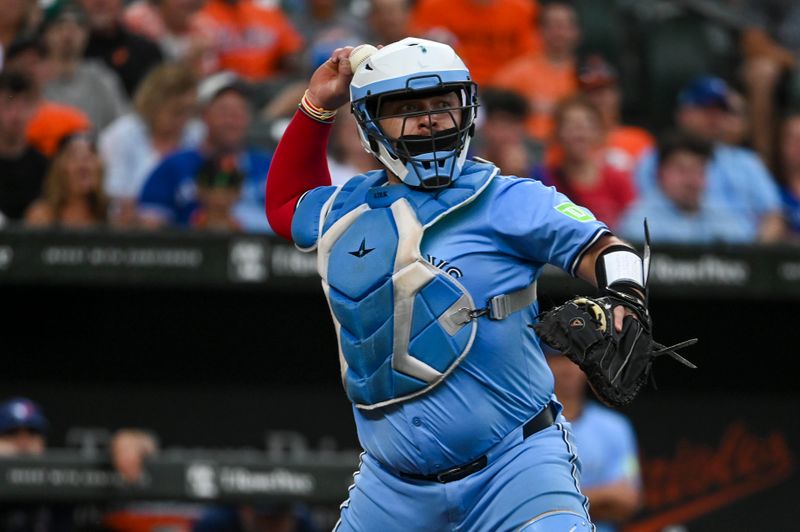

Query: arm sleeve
left=265, top=110, right=334, bottom=240
left=489, top=178, right=609, bottom=276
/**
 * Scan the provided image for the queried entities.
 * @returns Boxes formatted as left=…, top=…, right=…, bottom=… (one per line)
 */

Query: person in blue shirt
left=547, top=350, right=642, bottom=532
left=138, top=71, right=272, bottom=233
left=776, top=113, right=800, bottom=238
left=266, top=38, right=656, bottom=531
left=619, top=130, right=754, bottom=244
left=634, top=76, right=786, bottom=242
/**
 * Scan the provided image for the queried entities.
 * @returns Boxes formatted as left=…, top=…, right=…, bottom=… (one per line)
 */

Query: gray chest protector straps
left=444, top=281, right=538, bottom=330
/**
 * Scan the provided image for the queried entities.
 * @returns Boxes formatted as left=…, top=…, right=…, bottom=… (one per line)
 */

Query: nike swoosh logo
left=348, top=238, right=375, bottom=258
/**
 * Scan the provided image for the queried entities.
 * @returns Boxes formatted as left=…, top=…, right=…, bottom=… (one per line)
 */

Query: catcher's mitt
left=532, top=296, right=696, bottom=407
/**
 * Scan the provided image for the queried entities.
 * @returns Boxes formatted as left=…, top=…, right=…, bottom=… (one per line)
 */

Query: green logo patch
left=555, top=202, right=595, bottom=222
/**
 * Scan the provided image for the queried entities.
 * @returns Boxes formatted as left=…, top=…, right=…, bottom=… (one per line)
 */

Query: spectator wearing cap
left=489, top=0, right=580, bottom=141
left=2, top=35, right=91, bottom=157
left=190, top=155, right=246, bottom=231
left=621, top=131, right=753, bottom=244
left=24, top=133, right=109, bottom=227
left=0, top=397, right=48, bottom=456
left=635, top=76, right=786, bottom=242
left=578, top=54, right=654, bottom=168
left=99, top=62, right=203, bottom=225
left=0, top=397, right=160, bottom=531
left=472, top=87, right=542, bottom=178
left=77, top=0, right=164, bottom=97
left=138, top=71, right=272, bottom=232
left=0, top=70, right=49, bottom=222
left=39, top=0, right=129, bottom=132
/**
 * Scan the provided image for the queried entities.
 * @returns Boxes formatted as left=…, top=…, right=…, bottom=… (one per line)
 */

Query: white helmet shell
left=349, top=38, right=478, bottom=188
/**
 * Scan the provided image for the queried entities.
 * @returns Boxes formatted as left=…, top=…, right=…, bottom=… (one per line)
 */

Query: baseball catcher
left=533, top=227, right=697, bottom=407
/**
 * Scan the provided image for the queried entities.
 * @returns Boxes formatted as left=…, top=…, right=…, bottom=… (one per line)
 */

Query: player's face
left=658, top=150, right=707, bottom=212
left=377, top=91, right=462, bottom=140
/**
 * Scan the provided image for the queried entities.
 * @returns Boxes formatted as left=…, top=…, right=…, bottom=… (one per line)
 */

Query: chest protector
left=316, top=161, right=497, bottom=409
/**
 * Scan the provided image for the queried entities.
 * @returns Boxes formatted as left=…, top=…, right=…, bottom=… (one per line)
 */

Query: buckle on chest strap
left=450, top=281, right=537, bottom=326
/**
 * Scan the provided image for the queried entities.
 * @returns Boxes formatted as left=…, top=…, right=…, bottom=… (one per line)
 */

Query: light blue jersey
left=293, top=161, right=609, bottom=530
left=571, top=402, right=641, bottom=532
left=634, top=145, right=781, bottom=236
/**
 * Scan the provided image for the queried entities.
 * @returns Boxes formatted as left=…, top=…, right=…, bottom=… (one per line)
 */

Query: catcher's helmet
left=349, top=38, right=478, bottom=189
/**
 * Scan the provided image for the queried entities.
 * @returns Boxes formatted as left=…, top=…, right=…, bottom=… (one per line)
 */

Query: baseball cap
left=0, top=398, right=49, bottom=435
left=40, top=0, right=88, bottom=29
left=195, top=156, right=245, bottom=189
left=578, top=55, right=618, bottom=90
left=196, top=71, right=251, bottom=107
left=677, top=76, right=732, bottom=110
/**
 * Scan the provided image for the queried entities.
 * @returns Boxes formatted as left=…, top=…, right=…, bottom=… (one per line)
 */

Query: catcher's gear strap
left=445, top=280, right=537, bottom=327
left=596, top=244, right=645, bottom=299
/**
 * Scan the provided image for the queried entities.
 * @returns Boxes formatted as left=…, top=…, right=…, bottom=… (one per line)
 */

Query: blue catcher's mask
left=354, top=84, right=477, bottom=189
left=349, top=38, right=479, bottom=189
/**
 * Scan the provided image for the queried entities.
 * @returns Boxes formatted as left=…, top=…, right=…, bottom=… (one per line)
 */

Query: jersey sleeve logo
left=555, top=202, right=596, bottom=222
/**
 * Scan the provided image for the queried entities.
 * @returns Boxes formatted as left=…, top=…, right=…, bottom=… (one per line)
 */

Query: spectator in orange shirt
left=490, top=0, right=580, bottom=141
left=578, top=54, right=653, bottom=171
left=410, top=0, right=539, bottom=85
left=2, top=35, right=91, bottom=157
left=196, top=0, right=304, bottom=82
left=534, top=95, right=636, bottom=230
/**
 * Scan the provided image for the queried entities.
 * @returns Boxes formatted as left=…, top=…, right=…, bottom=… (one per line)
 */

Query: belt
left=399, top=402, right=557, bottom=484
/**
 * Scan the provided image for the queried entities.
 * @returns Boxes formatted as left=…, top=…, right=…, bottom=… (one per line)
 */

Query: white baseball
left=349, top=44, right=379, bottom=72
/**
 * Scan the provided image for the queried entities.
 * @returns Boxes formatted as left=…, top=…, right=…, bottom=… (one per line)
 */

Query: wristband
left=298, top=90, right=338, bottom=123
left=595, top=245, right=645, bottom=301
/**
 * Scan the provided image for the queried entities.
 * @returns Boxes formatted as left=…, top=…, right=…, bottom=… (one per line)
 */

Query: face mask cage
left=352, top=81, right=478, bottom=189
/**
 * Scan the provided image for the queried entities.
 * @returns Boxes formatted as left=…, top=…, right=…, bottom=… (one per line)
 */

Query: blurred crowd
left=0, top=397, right=322, bottom=532
left=1, top=0, right=800, bottom=244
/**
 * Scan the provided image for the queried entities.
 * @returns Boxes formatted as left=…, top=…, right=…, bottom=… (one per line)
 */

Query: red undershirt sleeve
left=266, top=110, right=334, bottom=240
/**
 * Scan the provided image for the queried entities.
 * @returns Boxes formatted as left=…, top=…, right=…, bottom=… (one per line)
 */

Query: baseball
left=349, top=44, right=378, bottom=72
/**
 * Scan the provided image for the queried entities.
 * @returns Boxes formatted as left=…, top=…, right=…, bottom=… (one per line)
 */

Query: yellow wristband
left=299, top=90, right=337, bottom=122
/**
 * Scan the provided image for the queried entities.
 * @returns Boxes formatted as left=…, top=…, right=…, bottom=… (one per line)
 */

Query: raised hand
left=306, top=46, right=357, bottom=111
